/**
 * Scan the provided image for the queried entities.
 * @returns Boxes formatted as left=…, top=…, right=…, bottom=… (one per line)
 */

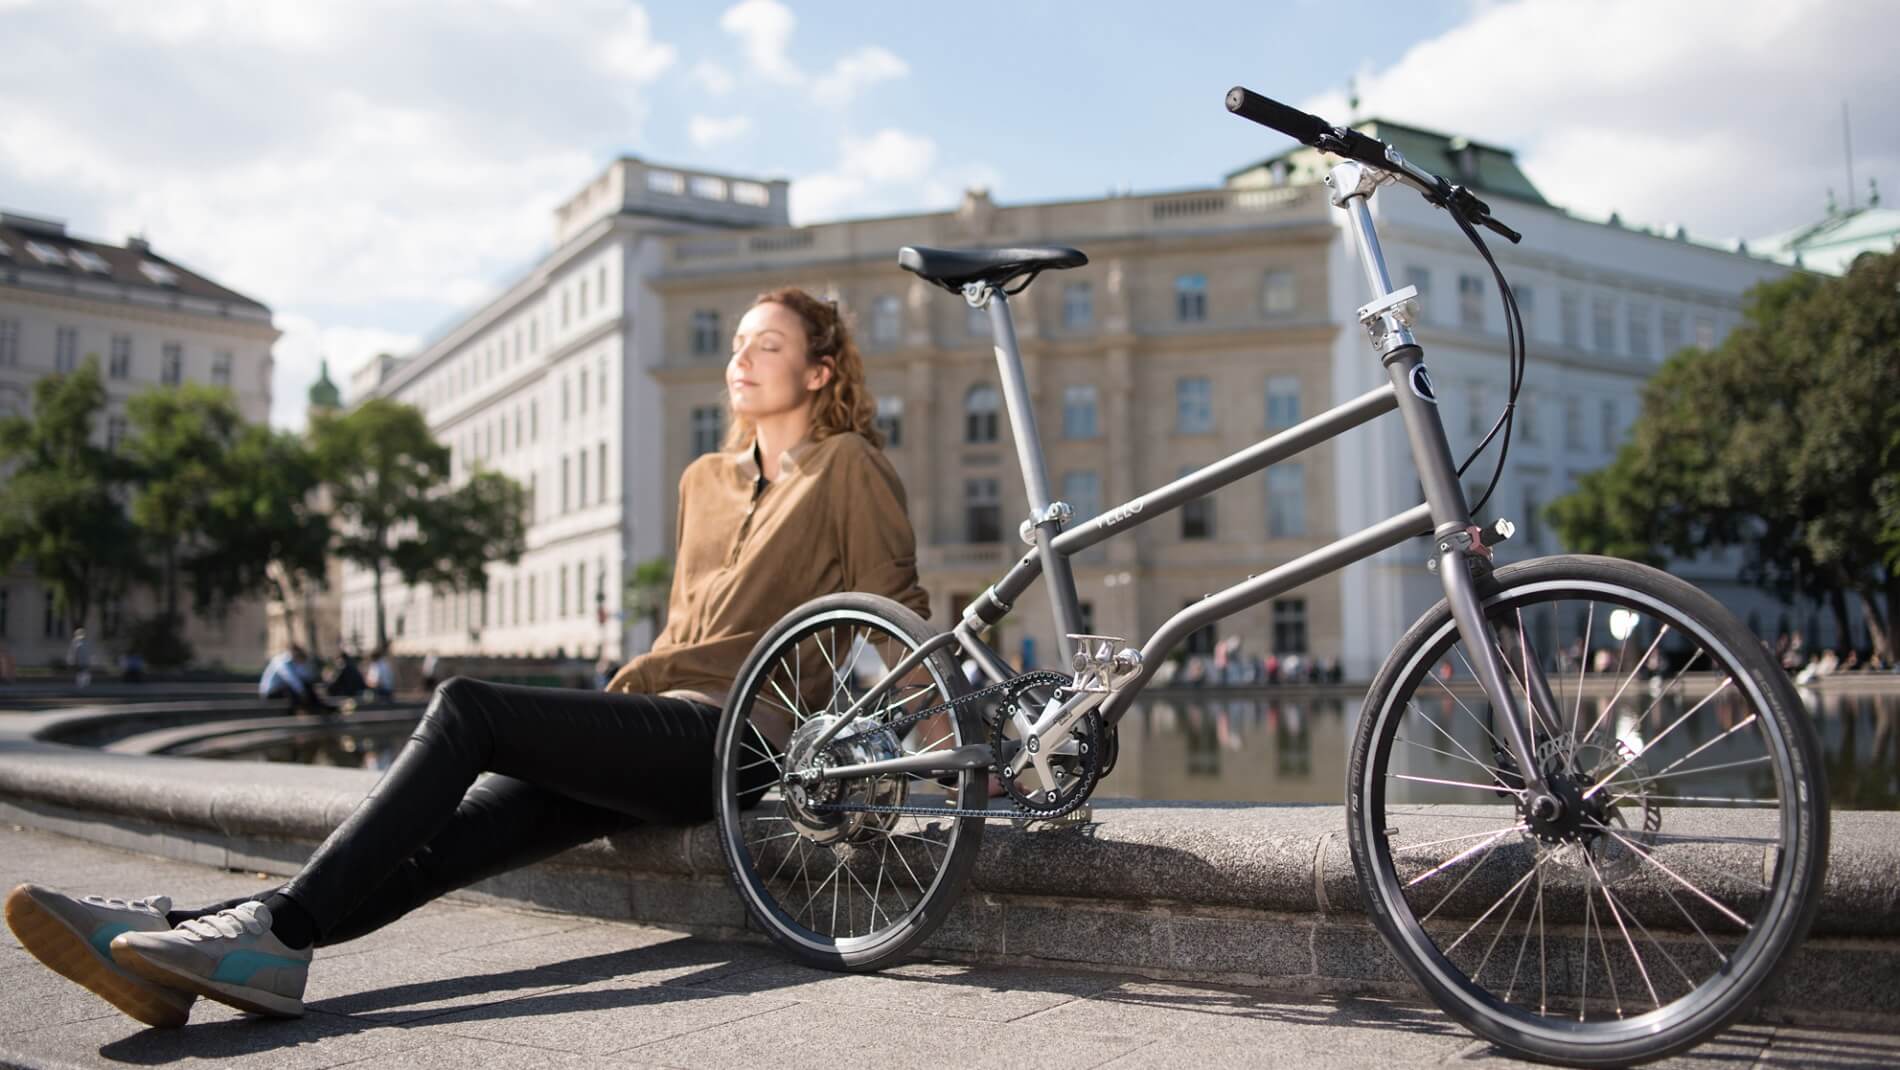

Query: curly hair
left=720, top=287, right=885, bottom=451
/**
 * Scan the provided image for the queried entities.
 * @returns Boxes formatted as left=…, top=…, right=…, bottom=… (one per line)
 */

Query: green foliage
left=0, top=357, right=148, bottom=630
left=623, top=555, right=674, bottom=633
left=1549, top=250, right=1900, bottom=654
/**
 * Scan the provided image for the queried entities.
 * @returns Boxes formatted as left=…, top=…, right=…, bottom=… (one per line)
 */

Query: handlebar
left=1226, top=85, right=1521, bottom=244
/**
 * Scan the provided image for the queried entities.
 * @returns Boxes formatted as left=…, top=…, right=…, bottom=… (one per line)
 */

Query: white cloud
left=0, top=2, right=676, bottom=430
left=1298, top=0, right=1900, bottom=241
left=692, top=60, right=736, bottom=95
left=595, top=4, right=677, bottom=83
left=791, top=129, right=996, bottom=224
left=715, top=0, right=910, bottom=106
left=688, top=114, right=753, bottom=150
left=719, top=0, right=800, bottom=84
left=812, top=46, right=908, bottom=106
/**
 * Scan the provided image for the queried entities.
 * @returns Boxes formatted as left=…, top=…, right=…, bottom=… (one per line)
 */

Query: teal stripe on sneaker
left=88, top=922, right=133, bottom=957
left=208, top=950, right=308, bottom=985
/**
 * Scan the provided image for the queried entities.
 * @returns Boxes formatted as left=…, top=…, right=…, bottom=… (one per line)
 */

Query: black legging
left=172, top=677, right=725, bottom=946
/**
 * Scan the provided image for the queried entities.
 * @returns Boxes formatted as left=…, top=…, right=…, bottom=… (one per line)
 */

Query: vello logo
left=1409, top=363, right=1437, bottom=404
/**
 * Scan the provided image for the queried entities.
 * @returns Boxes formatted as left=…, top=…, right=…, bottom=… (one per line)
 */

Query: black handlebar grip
left=1225, top=86, right=1330, bottom=146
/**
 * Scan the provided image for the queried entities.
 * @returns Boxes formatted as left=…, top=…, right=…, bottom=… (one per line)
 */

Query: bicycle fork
left=1331, top=159, right=1564, bottom=822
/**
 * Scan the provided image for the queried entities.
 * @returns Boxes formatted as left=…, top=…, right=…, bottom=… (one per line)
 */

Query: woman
left=3, top=287, right=929, bottom=1028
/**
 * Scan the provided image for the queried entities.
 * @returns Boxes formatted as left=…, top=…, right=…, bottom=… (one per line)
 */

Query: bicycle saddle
left=898, top=244, right=1087, bottom=294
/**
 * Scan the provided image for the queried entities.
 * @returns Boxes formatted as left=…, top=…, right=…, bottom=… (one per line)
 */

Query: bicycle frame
left=810, top=159, right=1558, bottom=807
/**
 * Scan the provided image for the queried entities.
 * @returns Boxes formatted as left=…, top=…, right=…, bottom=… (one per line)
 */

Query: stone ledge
left=0, top=738, right=1895, bottom=1027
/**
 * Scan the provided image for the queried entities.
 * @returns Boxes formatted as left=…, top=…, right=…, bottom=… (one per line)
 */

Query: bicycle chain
left=809, top=670, right=1074, bottom=820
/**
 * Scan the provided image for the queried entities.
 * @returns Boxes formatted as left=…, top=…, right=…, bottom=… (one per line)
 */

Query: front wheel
left=713, top=593, right=985, bottom=970
left=1348, top=555, right=1828, bottom=1067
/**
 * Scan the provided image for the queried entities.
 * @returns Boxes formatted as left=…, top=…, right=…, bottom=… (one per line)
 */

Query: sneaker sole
left=3, top=885, right=193, bottom=1029
left=109, top=939, right=305, bottom=1019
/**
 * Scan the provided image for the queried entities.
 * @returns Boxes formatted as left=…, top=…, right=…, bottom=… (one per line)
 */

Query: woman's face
left=727, top=302, right=831, bottom=419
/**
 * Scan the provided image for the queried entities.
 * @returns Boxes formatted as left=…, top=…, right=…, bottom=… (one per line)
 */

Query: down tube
left=1098, top=503, right=1434, bottom=727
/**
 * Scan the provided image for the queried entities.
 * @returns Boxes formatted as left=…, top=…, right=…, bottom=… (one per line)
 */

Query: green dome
left=308, top=359, right=341, bottom=410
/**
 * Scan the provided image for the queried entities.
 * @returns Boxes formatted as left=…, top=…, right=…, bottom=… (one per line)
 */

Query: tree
left=622, top=555, right=674, bottom=638
left=0, top=357, right=148, bottom=639
left=1551, top=250, right=1899, bottom=660
left=192, top=425, right=333, bottom=648
left=312, top=398, right=527, bottom=651
left=122, top=383, right=246, bottom=628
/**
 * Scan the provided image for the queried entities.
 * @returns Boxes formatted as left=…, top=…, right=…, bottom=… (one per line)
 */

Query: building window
left=0, top=320, right=17, bottom=367
left=1062, top=282, right=1093, bottom=329
left=561, top=377, right=570, bottom=422
left=528, top=575, right=537, bottom=623
left=1591, top=297, right=1616, bottom=354
left=1406, top=267, right=1432, bottom=324
left=211, top=351, right=232, bottom=387
left=1174, top=273, right=1207, bottom=322
left=1272, top=599, right=1308, bottom=654
left=1519, top=390, right=1540, bottom=444
left=161, top=342, right=183, bottom=385
left=1175, top=377, right=1212, bottom=434
left=560, top=290, right=570, bottom=328
left=1600, top=399, right=1618, bottom=452
left=870, top=295, right=901, bottom=345
left=1262, top=270, right=1296, bottom=317
left=578, top=277, right=589, bottom=318
left=598, top=441, right=608, bottom=502
left=1267, top=464, right=1305, bottom=537
left=1180, top=463, right=1214, bottom=540
left=1458, top=273, right=1484, bottom=331
left=527, top=473, right=537, bottom=520
left=1628, top=301, right=1652, bottom=359
left=597, top=264, right=608, bottom=308
left=530, top=399, right=539, bottom=442
left=514, top=406, right=523, bottom=448
left=1523, top=485, right=1543, bottom=549
left=1515, top=286, right=1536, bottom=338
left=874, top=395, right=903, bottom=447
left=1694, top=315, right=1716, bottom=350
left=577, top=450, right=588, bottom=508
left=964, top=383, right=999, bottom=443
left=1660, top=306, right=1683, bottom=355
left=578, top=367, right=588, bottom=415
left=1563, top=396, right=1584, bottom=451
left=1060, top=470, right=1100, bottom=523
left=576, top=561, right=587, bottom=618
left=560, top=456, right=570, bottom=513
left=1265, top=375, right=1300, bottom=432
left=559, top=565, right=568, bottom=617
left=55, top=326, right=78, bottom=373
left=530, top=319, right=539, bottom=352
left=690, top=405, right=723, bottom=457
left=1560, top=290, right=1581, bottom=349
left=106, top=415, right=127, bottom=452
left=691, top=310, right=720, bottom=355
left=1062, top=384, right=1098, bottom=439
left=965, top=478, right=1001, bottom=543
left=108, top=335, right=131, bottom=379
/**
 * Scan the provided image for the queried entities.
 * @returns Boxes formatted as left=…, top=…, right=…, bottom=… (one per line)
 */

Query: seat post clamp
left=1019, top=501, right=1073, bottom=546
left=962, top=282, right=994, bottom=309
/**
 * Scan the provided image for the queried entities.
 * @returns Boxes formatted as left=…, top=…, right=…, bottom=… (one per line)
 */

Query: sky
left=2, top=0, right=1894, bottom=431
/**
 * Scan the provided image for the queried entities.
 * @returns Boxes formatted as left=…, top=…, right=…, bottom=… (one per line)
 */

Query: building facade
left=344, top=122, right=1807, bottom=681
left=0, top=210, right=279, bottom=669
left=341, top=159, right=789, bottom=662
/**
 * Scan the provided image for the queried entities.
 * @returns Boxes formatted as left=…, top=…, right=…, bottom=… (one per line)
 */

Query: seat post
left=977, top=285, right=1084, bottom=668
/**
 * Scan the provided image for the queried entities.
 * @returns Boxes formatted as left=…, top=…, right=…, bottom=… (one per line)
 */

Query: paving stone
left=2, top=1001, right=420, bottom=1070
left=1756, top=1025, right=1900, bottom=1069
left=623, top=999, right=1149, bottom=1070
left=440, top=921, right=775, bottom=989
left=313, top=1035, right=673, bottom=1069
left=685, top=959, right=1121, bottom=1023
left=410, top=977, right=798, bottom=1056
left=1442, top=1022, right=1774, bottom=1069
left=301, top=945, right=579, bottom=1024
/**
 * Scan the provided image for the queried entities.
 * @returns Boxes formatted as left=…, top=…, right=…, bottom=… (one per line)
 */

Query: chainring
left=989, top=675, right=1104, bottom=819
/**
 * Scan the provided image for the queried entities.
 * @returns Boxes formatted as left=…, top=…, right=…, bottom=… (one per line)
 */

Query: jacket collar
left=731, top=432, right=820, bottom=483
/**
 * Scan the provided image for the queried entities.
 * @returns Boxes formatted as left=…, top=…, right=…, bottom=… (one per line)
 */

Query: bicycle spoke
left=1578, top=624, right=1672, bottom=748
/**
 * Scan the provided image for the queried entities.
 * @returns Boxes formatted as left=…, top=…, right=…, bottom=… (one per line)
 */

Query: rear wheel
left=1348, top=555, right=1828, bottom=1066
left=713, top=593, right=984, bottom=970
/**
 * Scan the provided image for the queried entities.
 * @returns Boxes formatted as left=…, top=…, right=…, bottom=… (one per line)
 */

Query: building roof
left=1752, top=189, right=1900, bottom=275
left=1225, top=117, right=1549, bottom=206
left=0, top=211, right=270, bottom=311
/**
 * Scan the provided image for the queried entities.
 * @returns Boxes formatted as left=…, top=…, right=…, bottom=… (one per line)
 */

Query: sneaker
left=110, top=901, right=310, bottom=1018
left=3, top=883, right=196, bottom=1029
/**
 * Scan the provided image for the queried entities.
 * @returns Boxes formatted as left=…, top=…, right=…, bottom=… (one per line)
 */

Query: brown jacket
left=605, top=429, right=930, bottom=708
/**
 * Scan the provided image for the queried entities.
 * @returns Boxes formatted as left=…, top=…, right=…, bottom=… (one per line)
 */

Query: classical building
left=346, top=122, right=1809, bottom=680
left=0, top=210, right=279, bottom=669
left=341, top=159, right=790, bottom=661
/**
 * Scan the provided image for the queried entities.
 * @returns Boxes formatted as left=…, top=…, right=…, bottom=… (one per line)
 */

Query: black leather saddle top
left=897, top=245, right=1088, bottom=293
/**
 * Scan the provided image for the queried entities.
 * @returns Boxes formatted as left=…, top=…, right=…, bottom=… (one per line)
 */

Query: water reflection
left=208, top=686, right=1900, bottom=810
